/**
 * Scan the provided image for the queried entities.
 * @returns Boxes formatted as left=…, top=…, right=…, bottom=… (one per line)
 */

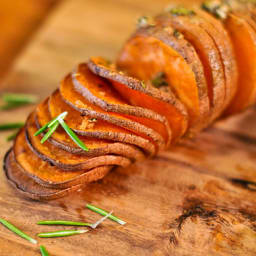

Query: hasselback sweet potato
left=4, top=1, right=256, bottom=201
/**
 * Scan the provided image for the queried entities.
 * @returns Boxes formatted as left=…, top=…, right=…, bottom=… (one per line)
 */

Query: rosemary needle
left=40, top=121, right=59, bottom=144
left=0, top=122, right=24, bottom=131
left=38, top=229, right=88, bottom=238
left=0, top=218, right=37, bottom=244
left=37, top=220, right=92, bottom=227
left=40, top=245, right=49, bottom=256
left=58, top=117, right=88, bottom=151
left=34, top=112, right=67, bottom=136
left=86, top=204, right=126, bottom=225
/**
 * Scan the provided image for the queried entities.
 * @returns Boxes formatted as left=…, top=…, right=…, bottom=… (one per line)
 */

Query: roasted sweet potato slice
left=223, top=12, right=256, bottom=114
left=42, top=95, right=155, bottom=156
left=4, top=150, right=84, bottom=201
left=155, top=10, right=226, bottom=123
left=59, top=73, right=165, bottom=152
left=195, top=8, right=238, bottom=109
left=115, top=24, right=209, bottom=134
left=26, top=112, right=144, bottom=166
left=13, top=128, right=128, bottom=188
left=89, top=57, right=189, bottom=141
left=71, top=63, right=171, bottom=145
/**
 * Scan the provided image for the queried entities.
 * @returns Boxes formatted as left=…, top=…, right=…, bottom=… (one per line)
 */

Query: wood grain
left=1, top=0, right=256, bottom=255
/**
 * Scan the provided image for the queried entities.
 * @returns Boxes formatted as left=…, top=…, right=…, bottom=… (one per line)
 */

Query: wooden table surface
left=1, top=0, right=256, bottom=255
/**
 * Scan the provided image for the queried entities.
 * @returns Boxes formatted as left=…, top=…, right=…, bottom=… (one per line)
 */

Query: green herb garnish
left=37, top=220, right=92, bottom=227
left=151, top=72, right=168, bottom=88
left=137, top=16, right=155, bottom=28
left=0, top=122, right=24, bottom=131
left=88, top=118, right=97, bottom=123
left=86, top=204, right=126, bottom=225
left=169, top=6, right=195, bottom=16
left=0, top=93, right=38, bottom=110
left=141, top=81, right=146, bottom=88
left=90, top=211, right=113, bottom=229
left=40, top=121, right=59, bottom=144
left=40, top=245, right=49, bottom=256
left=57, top=117, right=88, bottom=151
left=173, top=29, right=183, bottom=39
left=6, top=131, right=19, bottom=141
left=202, top=0, right=230, bottom=19
left=0, top=218, right=37, bottom=244
left=37, top=229, right=88, bottom=238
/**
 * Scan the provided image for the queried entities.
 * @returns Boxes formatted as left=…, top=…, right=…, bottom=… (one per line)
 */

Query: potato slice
left=4, top=150, right=85, bottom=201
left=13, top=128, right=128, bottom=188
left=89, top=56, right=188, bottom=141
left=156, top=10, right=226, bottom=124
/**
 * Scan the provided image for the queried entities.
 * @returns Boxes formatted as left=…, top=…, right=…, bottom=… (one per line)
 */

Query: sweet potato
left=115, top=25, right=209, bottom=134
left=44, top=93, right=155, bottom=156
left=72, top=63, right=171, bottom=145
left=89, top=57, right=189, bottom=141
left=13, top=128, right=128, bottom=188
left=195, top=8, right=238, bottom=109
left=155, top=10, right=226, bottom=124
left=59, top=73, right=165, bottom=152
left=26, top=112, right=145, bottom=165
left=4, top=150, right=85, bottom=201
left=223, top=12, right=256, bottom=114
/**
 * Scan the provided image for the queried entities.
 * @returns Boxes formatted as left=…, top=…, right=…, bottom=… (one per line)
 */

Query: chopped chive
left=34, top=112, right=67, bottom=136
left=0, top=218, right=37, bottom=244
left=169, top=6, right=195, bottom=16
left=37, top=220, right=92, bottom=227
left=86, top=204, right=126, bottom=225
left=40, top=121, right=59, bottom=144
left=0, top=102, right=28, bottom=110
left=6, top=131, right=19, bottom=141
left=141, top=81, right=146, bottom=88
left=40, top=245, right=49, bottom=256
left=58, top=118, right=88, bottom=151
left=0, top=122, right=24, bottom=131
left=91, top=211, right=113, bottom=229
left=2, top=93, right=38, bottom=104
left=37, top=229, right=88, bottom=238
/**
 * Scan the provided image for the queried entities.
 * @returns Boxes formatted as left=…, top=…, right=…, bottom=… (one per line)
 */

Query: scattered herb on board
left=169, top=6, right=195, bottom=16
left=137, top=16, right=155, bottom=28
left=37, top=220, right=93, bottom=227
left=0, top=122, right=24, bottom=131
left=37, top=230, right=88, bottom=238
left=86, top=204, right=126, bottom=225
left=151, top=72, right=169, bottom=88
left=0, top=218, right=37, bottom=244
left=0, top=93, right=38, bottom=110
left=201, top=0, right=230, bottom=20
left=34, top=111, right=88, bottom=151
left=40, top=245, right=50, bottom=256
left=6, top=131, right=19, bottom=141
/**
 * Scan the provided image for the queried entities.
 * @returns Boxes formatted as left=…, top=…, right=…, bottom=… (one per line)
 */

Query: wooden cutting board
left=1, top=0, right=256, bottom=255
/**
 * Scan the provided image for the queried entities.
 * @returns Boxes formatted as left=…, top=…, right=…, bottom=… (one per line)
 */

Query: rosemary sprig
left=2, top=93, right=38, bottom=104
left=86, top=204, right=126, bottom=225
left=0, top=122, right=24, bottom=131
left=40, top=121, right=59, bottom=144
left=34, top=112, right=67, bottom=136
left=40, top=245, right=49, bottom=256
left=6, top=131, right=19, bottom=141
left=37, top=220, right=92, bottom=227
left=37, top=229, right=88, bottom=238
left=57, top=117, right=89, bottom=151
left=0, top=218, right=37, bottom=244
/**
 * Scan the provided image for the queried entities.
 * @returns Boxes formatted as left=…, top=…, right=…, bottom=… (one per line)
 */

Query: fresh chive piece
left=86, top=204, right=126, bottom=225
left=40, top=121, right=59, bottom=144
left=0, top=122, right=24, bottom=131
left=40, top=245, right=49, bottom=256
left=37, top=220, right=92, bottom=227
left=0, top=218, right=37, bottom=244
left=169, top=6, right=195, bottom=16
left=38, top=229, right=88, bottom=238
left=34, top=112, right=67, bottom=136
left=141, top=81, right=146, bottom=88
left=2, top=93, right=38, bottom=104
left=91, top=211, right=113, bottom=229
left=58, top=118, right=88, bottom=151
left=6, top=131, right=18, bottom=141
left=0, top=102, right=27, bottom=110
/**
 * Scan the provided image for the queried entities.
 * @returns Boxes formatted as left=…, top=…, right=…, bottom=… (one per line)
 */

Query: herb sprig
left=0, top=218, right=37, bottom=244
left=38, top=229, right=88, bottom=238
left=40, top=245, right=49, bottom=256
